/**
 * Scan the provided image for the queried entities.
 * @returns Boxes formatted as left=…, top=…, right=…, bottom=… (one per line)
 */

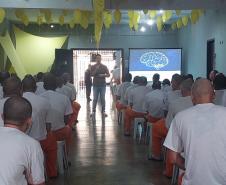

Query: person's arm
left=176, top=153, right=185, bottom=170
left=27, top=142, right=45, bottom=185
left=64, top=97, right=73, bottom=124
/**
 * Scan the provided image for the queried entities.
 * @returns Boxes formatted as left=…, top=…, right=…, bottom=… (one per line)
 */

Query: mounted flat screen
left=129, top=48, right=182, bottom=81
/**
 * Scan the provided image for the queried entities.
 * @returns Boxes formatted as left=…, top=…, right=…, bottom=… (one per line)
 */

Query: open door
left=207, top=39, right=215, bottom=78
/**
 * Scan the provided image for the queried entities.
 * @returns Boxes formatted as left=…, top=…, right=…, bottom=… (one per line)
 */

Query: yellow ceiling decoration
left=175, top=10, right=181, bottom=16
left=182, top=16, right=189, bottom=26
left=103, top=11, right=112, bottom=29
left=10, top=8, right=205, bottom=45
left=114, top=10, right=121, bottom=24
left=59, top=15, right=64, bottom=26
left=0, top=8, right=6, bottom=23
left=93, top=0, right=104, bottom=47
left=176, top=18, right=183, bottom=29
left=37, top=15, right=44, bottom=25
left=149, top=10, right=157, bottom=19
left=128, top=11, right=140, bottom=31
left=156, top=16, right=163, bottom=32
left=191, top=10, right=200, bottom=24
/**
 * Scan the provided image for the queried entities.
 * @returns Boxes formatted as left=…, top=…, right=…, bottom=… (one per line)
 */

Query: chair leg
left=171, top=165, right=180, bottom=185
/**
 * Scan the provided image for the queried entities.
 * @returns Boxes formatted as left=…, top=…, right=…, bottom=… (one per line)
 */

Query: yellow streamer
left=114, top=10, right=121, bottom=24
left=149, top=10, right=157, bottom=19
left=182, top=16, right=189, bottom=26
left=0, top=8, right=6, bottom=23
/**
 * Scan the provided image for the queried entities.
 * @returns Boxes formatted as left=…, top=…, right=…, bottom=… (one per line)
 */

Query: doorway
left=207, top=39, right=215, bottom=78
left=72, top=49, right=123, bottom=94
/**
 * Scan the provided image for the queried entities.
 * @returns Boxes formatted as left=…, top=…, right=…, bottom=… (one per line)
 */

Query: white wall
left=178, top=9, right=226, bottom=78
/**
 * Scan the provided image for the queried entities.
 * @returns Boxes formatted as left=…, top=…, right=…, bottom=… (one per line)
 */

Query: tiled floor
left=47, top=87, right=170, bottom=185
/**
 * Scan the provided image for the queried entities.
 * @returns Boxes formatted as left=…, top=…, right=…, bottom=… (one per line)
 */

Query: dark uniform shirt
left=91, top=63, right=109, bottom=86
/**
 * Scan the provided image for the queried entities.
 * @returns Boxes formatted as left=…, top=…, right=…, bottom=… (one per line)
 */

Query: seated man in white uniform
left=144, top=81, right=164, bottom=122
left=62, top=73, right=76, bottom=100
left=0, top=76, right=22, bottom=127
left=150, top=79, right=193, bottom=163
left=212, top=73, right=226, bottom=105
left=164, top=78, right=226, bottom=185
left=124, top=76, right=140, bottom=106
left=22, top=76, right=57, bottom=178
left=0, top=97, right=45, bottom=185
left=35, top=72, right=46, bottom=95
left=163, top=74, right=183, bottom=112
left=124, top=77, right=151, bottom=135
left=56, top=76, right=74, bottom=102
left=62, top=73, right=80, bottom=127
left=116, top=73, right=132, bottom=111
left=41, top=73, right=73, bottom=152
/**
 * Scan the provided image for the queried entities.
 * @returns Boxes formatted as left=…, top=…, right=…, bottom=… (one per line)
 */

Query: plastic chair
left=171, top=164, right=180, bottom=185
left=145, top=122, right=152, bottom=145
left=57, top=140, right=69, bottom=174
left=133, top=118, right=145, bottom=143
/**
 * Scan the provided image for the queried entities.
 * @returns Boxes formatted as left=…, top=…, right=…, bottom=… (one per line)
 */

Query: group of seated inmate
left=115, top=70, right=226, bottom=185
left=0, top=71, right=81, bottom=185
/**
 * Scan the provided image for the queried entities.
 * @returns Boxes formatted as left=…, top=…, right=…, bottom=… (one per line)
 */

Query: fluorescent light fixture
left=140, top=26, right=146, bottom=32
left=159, top=10, right=164, bottom=14
left=50, top=24, right=54, bottom=28
left=147, top=20, right=154, bottom=26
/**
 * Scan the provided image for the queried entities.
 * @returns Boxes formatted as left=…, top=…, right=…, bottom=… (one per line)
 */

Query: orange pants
left=152, top=119, right=168, bottom=158
left=147, top=115, right=161, bottom=123
left=40, top=132, right=57, bottom=177
left=124, top=107, right=146, bottom=134
left=116, top=101, right=127, bottom=111
left=53, top=126, right=72, bottom=153
left=67, top=101, right=81, bottom=128
left=178, top=172, right=185, bottom=185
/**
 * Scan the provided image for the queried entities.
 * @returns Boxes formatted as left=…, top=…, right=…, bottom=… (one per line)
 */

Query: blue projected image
left=129, top=49, right=181, bottom=72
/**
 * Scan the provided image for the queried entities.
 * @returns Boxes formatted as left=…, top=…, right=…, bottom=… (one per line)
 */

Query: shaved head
left=191, top=78, right=215, bottom=105
left=3, top=96, right=32, bottom=126
left=180, top=79, right=193, bottom=97
left=3, top=77, right=22, bottom=97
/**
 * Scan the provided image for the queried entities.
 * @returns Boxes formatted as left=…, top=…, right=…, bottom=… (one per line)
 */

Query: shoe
left=102, top=112, right=108, bottom=117
left=90, top=112, right=96, bottom=117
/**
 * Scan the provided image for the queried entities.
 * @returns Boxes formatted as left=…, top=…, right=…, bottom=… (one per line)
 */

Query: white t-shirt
left=124, top=84, right=138, bottom=105
left=35, top=82, right=46, bottom=95
left=129, top=85, right=152, bottom=113
left=112, top=68, right=120, bottom=81
left=165, top=96, right=193, bottom=129
left=164, top=103, right=226, bottom=185
left=116, top=82, right=132, bottom=105
left=56, top=85, right=74, bottom=101
left=214, top=89, right=226, bottom=106
left=163, top=89, right=182, bottom=111
left=0, top=127, right=45, bottom=185
left=66, top=82, right=76, bottom=100
left=23, top=92, right=50, bottom=141
left=0, top=97, right=8, bottom=127
left=41, top=90, right=73, bottom=131
left=144, top=89, right=164, bottom=118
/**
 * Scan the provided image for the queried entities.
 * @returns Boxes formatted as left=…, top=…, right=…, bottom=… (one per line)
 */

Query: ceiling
left=0, top=0, right=226, bottom=10
left=0, top=0, right=223, bottom=26
left=5, top=9, right=192, bottom=25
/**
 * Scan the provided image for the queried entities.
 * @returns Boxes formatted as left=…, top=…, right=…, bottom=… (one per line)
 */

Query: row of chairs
left=117, top=109, right=180, bottom=185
